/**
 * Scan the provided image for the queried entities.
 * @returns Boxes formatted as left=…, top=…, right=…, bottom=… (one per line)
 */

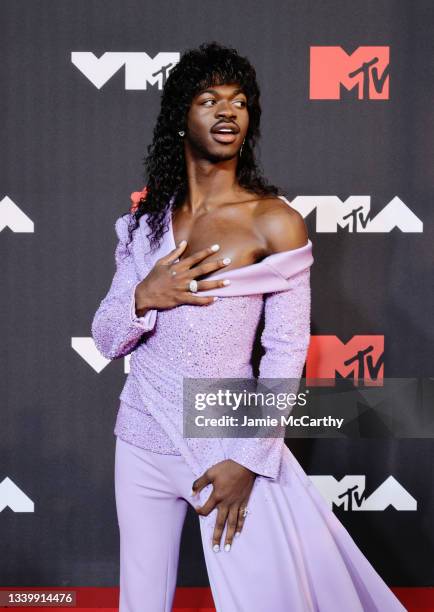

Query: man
left=134, top=43, right=307, bottom=552
left=92, top=41, right=405, bottom=612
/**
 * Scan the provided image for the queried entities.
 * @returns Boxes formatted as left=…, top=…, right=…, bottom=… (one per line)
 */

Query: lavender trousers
left=114, top=436, right=406, bottom=612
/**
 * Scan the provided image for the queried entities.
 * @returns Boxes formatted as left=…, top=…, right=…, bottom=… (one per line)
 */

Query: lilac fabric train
left=91, top=194, right=406, bottom=611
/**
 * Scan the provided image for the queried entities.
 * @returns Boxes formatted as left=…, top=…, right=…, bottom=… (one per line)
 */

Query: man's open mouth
left=210, top=123, right=239, bottom=143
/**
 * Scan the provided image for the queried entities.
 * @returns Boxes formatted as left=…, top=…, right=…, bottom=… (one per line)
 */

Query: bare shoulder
left=254, top=196, right=308, bottom=254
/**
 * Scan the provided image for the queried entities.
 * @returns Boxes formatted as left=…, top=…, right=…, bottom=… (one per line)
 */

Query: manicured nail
left=213, top=296, right=219, bottom=301
left=235, top=532, right=241, bottom=538
left=222, top=279, right=231, bottom=286
left=210, top=244, right=220, bottom=251
left=213, top=544, right=220, bottom=552
left=224, top=544, right=231, bottom=552
left=178, top=240, right=187, bottom=247
left=223, top=257, right=231, bottom=265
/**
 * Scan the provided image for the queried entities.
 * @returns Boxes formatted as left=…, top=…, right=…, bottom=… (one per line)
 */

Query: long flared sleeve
left=91, top=214, right=158, bottom=360
left=226, top=267, right=311, bottom=479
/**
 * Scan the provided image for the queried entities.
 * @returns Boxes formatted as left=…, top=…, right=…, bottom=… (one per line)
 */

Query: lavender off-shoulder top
left=91, top=195, right=314, bottom=481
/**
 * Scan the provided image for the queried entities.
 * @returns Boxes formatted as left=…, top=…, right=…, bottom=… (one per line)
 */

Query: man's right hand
left=134, top=241, right=232, bottom=315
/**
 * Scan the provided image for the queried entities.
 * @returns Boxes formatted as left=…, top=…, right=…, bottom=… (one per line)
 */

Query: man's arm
left=91, top=215, right=158, bottom=360
left=225, top=199, right=312, bottom=479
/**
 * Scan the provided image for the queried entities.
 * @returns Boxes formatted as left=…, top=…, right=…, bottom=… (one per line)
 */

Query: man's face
left=185, top=82, right=249, bottom=162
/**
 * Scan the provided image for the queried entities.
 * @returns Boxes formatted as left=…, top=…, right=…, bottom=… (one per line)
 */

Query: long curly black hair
left=124, top=41, right=282, bottom=254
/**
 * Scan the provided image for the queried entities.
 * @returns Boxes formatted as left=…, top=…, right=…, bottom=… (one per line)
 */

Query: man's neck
left=183, top=154, right=241, bottom=214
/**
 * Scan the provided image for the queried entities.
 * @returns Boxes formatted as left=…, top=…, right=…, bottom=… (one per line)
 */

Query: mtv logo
left=71, top=51, right=180, bottom=90
left=310, top=46, right=390, bottom=100
left=307, top=336, right=384, bottom=383
left=291, top=196, right=423, bottom=233
left=309, top=475, right=417, bottom=511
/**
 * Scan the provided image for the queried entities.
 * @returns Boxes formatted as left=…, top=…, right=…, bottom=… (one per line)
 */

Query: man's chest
left=171, top=204, right=268, bottom=280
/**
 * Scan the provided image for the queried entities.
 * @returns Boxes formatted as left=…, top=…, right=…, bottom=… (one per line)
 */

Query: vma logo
left=310, top=46, right=390, bottom=100
left=71, top=51, right=180, bottom=90
left=307, top=335, right=384, bottom=382
left=309, top=475, right=416, bottom=511
left=291, top=196, right=422, bottom=233
left=0, top=477, right=34, bottom=512
left=72, top=338, right=132, bottom=373
left=0, top=196, right=34, bottom=232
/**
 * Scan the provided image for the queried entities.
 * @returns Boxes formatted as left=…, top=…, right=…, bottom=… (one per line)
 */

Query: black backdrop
left=2, top=0, right=433, bottom=589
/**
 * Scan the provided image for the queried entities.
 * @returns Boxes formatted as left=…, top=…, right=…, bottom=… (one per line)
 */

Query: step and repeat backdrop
left=2, top=0, right=433, bottom=591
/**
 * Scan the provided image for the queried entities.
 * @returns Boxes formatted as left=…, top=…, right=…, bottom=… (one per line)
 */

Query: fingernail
left=224, top=544, right=231, bottom=552
left=223, top=257, right=231, bottom=265
left=222, top=279, right=231, bottom=286
left=213, top=544, right=220, bottom=552
left=178, top=240, right=187, bottom=247
left=213, top=296, right=219, bottom=301
left=210, top=244, right=220, bottom=251
left=235, top=532, right=241, bottom=538
left=190, top=489, right=197, bottom=497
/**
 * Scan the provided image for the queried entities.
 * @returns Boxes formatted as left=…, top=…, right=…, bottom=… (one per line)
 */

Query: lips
left=210, top=122, right=240, bottom=144
left=211, top=132, right=238, bottom=144
left=211, top=122, right=240, bottom=134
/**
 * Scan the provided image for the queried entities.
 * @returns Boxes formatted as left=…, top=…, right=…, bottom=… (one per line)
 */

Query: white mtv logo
left=71, top=52, right=180, bottom=90
left=309, top=475, right=417, bottom=511
left=0, top=197, right=34, bottom=232
left=291, top=196, right=423, bottom=232
left=0, top=477, right=34, bottom=512
left=72, top=338, right=131, bottom=373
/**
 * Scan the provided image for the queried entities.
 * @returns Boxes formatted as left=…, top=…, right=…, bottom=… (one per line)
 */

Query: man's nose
left=216, top=100, right=236, bottom=117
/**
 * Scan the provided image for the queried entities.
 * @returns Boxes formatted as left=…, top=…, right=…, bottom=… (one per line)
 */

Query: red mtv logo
left=306, top=336, right=384, bottom=383
left=310, top=46, right=390, bottom=100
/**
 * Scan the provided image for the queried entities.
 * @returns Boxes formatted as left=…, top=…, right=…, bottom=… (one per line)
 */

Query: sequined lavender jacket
left=91, top=196, right=314, bottom=483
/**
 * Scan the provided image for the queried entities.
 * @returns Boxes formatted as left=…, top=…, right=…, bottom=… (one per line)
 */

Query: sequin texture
left=91, top=211, right=313, bottom=491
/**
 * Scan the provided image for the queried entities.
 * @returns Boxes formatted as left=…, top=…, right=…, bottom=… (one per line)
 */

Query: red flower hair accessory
left=130, top=185, right=148, bottom=213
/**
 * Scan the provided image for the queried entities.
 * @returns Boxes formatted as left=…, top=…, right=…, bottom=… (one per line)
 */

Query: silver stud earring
left=178, top=130, right=185, bottom=137
left=239, top=137, right=246, bottom=156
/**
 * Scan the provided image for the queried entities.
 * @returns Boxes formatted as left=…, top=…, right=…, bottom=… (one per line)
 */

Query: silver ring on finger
left=189, top=279, right=198, bottom=293
left=241, top=507, right=249, bottom=517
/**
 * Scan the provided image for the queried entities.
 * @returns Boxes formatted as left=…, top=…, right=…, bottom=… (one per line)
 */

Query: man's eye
left=201, top=99, right=246, bottom=107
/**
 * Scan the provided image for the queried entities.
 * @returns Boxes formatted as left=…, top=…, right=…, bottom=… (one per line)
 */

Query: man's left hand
left=191, top=459, right=257, bottom=552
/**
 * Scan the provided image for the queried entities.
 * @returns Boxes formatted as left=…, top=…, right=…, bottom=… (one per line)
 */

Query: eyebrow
left=198, top=87, right=246, bottom=97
